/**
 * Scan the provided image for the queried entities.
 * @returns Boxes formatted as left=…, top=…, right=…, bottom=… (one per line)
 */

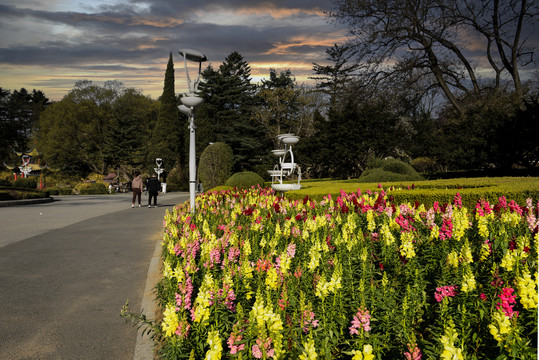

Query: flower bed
left=156, top=187, right=538, bottom=359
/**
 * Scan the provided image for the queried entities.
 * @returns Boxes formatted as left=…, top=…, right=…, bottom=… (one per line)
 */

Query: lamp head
left=178, top=104, right=192, bottom=115
left=178, top=49, right=207, bottom=63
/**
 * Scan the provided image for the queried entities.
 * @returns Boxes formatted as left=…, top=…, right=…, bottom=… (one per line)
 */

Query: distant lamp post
left=19, top=154, right=32, bottom=178
left=154, top=158, right=164, bottom=180
left=178, top=49, right=207, bottom=214
left=154, top=157, right=167, bottom=192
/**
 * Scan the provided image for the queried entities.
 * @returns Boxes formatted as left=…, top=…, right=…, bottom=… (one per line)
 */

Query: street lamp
left=154, top=158, right=164, bottom=180
left=19, top=154, right=32, bottom=178
left=178, top=49, right=207, bottom=214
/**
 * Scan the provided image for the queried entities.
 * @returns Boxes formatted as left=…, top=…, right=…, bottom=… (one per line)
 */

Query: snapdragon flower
left=349, top=307, right=371, bottom=334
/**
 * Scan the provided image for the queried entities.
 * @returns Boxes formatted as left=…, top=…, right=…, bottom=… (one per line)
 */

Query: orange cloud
left=264, top=32, right=349, bottom=56
left=233, top=5, right=326, bottom=19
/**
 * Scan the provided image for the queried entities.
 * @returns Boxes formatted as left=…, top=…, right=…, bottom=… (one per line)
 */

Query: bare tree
left=329, top=0, right=537, bottom=115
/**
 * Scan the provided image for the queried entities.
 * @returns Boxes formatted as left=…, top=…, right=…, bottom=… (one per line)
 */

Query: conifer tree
left=197, top=51, right=264, bottom=172
left=149, top=52, right=181, bottom=173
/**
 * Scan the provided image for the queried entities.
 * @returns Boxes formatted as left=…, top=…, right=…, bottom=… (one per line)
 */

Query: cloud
left=0, top=1, right=348, bottom=99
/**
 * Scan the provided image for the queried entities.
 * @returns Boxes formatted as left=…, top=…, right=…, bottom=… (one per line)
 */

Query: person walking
left=147, top=173, right=161, bottom=208
left=131, top=171, right=143, bottom=208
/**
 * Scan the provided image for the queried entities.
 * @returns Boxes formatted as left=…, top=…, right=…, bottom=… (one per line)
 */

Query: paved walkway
left=0, top=192, right=188, bottom=359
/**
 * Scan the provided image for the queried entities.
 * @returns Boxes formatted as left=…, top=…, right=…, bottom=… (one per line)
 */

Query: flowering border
left=156, top=187, right=538, bottom=359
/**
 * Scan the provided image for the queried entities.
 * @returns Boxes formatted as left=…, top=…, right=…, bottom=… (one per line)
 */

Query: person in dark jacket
left=147, top=173, right=161, bottom=208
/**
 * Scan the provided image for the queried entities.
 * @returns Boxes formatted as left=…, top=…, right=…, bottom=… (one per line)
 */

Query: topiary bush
left=360, top=158, right=423, bottom=182
left=358, top=168, right=419, bottom=183
left=410, top=157, right=441, bottom=173
left=225, top=171, right=265, bottom=190
left=12, top=177, right=37, bottom=189
left=0, top=179, right=11, bottom=187
left=198, top=142, right=234, bottom=192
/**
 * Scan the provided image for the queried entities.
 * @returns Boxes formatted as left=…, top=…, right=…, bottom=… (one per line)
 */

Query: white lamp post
left=178, top=49, right=207, bottom=214
left=154, top=158, right=164, bottom=180
left=19, top=154, right=32, bottom=178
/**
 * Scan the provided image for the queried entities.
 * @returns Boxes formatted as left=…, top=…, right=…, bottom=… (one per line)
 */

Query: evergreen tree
left=197, top=51, right=264, bottom=172
left=149, top=52, right=181, bottom=173
left=311, top=44, right=359, bottom=110
left=0, top=88, right=50, bottom=162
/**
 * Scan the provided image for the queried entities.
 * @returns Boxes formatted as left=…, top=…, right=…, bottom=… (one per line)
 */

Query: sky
left=0, top=0, right=349, bottom=101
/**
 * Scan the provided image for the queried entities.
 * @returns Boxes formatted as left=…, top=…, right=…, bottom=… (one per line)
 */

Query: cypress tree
left=149, top=52, right=181, bottom=173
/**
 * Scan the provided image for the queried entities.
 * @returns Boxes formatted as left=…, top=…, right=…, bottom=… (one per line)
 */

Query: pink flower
left=435, top=285, right=458, bottom=302
left=349, top=307, right=371, bottom=334
left=404, top=342, right=422, bottom=360
left=287, top=243, right=296, bottom=258
left=301, top=309, right=319, bottom=333
left=252, top=344, right=263, bottom=359
left=480, top=293, right=487, bottom=301
left=252, top=338, right=274, bottom=358
left=439, top=218, right=453, bottom=240
left=174, top=320, right=190, bottom=339
left=227, top=333, right=245, bottom=355
left=497, top=287, right=519, bottom=318
left=453, top=193, right=463, bottom=208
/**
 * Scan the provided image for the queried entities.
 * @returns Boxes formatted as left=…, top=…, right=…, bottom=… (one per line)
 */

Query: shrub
left=47, top=187, right=73, bottom=195
left=358, top=168, right=420, bottom=183
left=198, top=142, right=234, bottom=191
left=0, top=179, right=11, bottom=187
left=225, top=171, right=265, bottom=189
left=75, top=182, right=108, bottom=194
left=410, top=157, right=441, bottom=173
left=360, top=158, right=423, bottom=182
left=167, top=164, right=188, bottom=192
left=12, top=177, right=37, bottom=189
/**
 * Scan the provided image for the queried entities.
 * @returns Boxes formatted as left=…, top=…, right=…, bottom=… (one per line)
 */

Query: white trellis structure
left=268, top=133, right=302, bottom=194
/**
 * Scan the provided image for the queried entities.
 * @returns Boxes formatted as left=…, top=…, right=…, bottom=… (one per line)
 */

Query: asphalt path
left=0, top=192, right=188, bottom=360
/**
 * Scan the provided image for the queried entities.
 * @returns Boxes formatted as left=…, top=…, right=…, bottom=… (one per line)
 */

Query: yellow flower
left=489, top=309, right=513, bottom=343
left=440, top=320, right=464, bottom=360
left=501, top=212, right=520, bottom=228
left=380, top=223, right=395, bottom=246
left=204, top=330, right=223, bottom=360
left=479, top=241, right=490, bottom=261
left=366, top=210, right=376, bottom=232
left=500, top=250, right=518, bottom=272
left=299, top=334, right=317, bottom=360
left=351, top=350, right=363, bottom=360
left=362, top=344, right=374, bottom=360
left=516, top=268, right=538, bottom=309
left=399, top=232, right=416, bottom=259
left=161, top=304, right=179, bottom=337
left=477, top=215, right=489, bottom=239
left=265, top=267, right=279, bottom=290
left=351, top=344, right=374, bottom=360
left=447, top=251, right=459, bottom=268
left=459, top=240, right=473, bottom=264
left=461, top=267, right=476, bottom=293
left=452, top=208, right=470, bottom=241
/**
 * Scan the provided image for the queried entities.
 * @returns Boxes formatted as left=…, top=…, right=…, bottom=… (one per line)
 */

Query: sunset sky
left=0, top=0, right=348, bottom=100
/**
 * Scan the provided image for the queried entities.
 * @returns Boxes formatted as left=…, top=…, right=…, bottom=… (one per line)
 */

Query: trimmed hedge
left=286, top=177, right=539, bottom=208
left=12, top=177, right=37, bottom=189
left=47, top=187, right=74, bottom=195
left=0, top=187, right=50, bottom=200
